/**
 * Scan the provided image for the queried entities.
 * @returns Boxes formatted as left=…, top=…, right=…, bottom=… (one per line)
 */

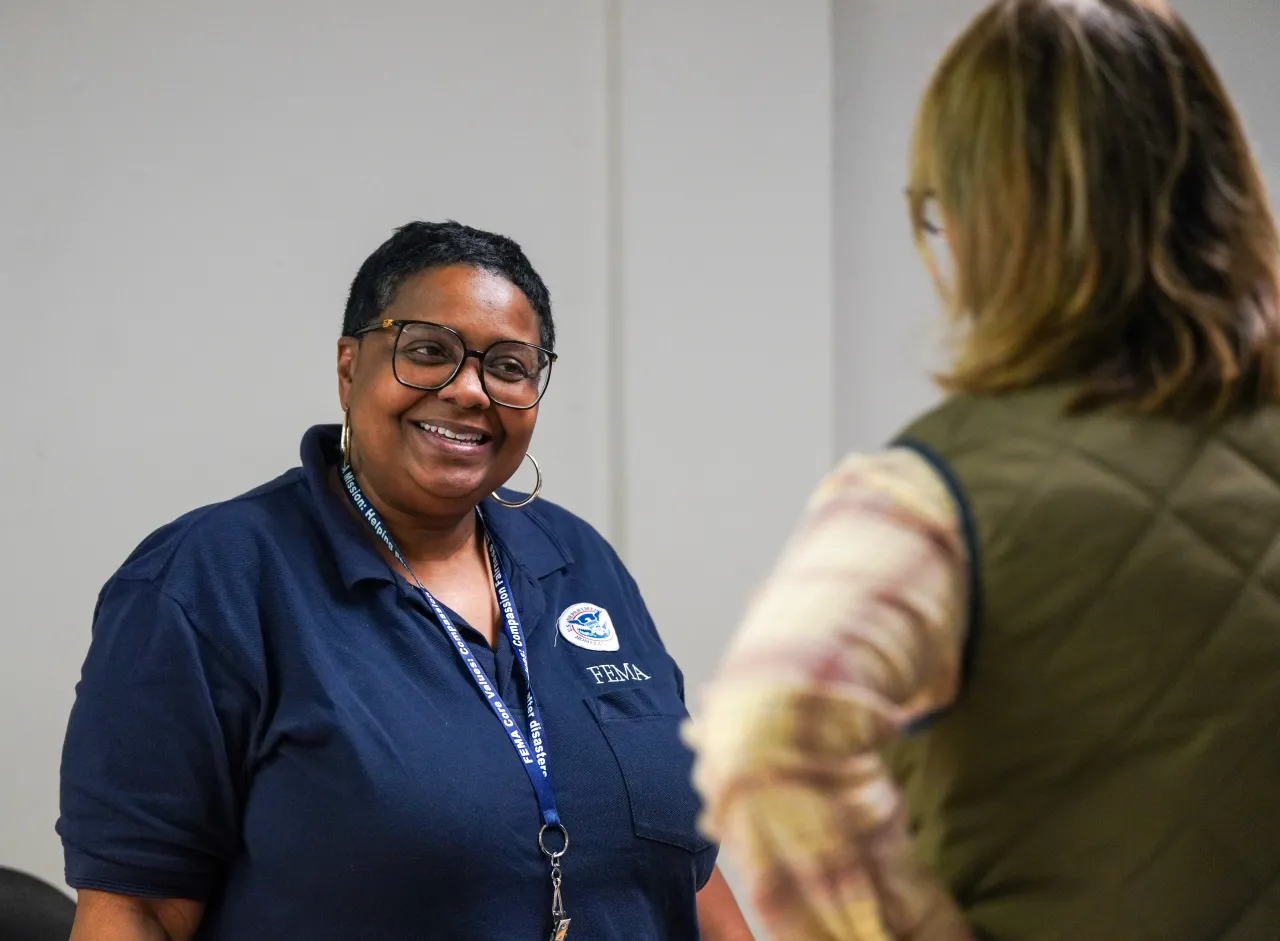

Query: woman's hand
left=71, top=890, right=204, bottom=941
left=697, top=865, right=755, bottom=941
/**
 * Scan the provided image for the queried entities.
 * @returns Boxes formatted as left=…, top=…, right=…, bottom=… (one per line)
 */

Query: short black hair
left=342, top=220, right=554, bottom=350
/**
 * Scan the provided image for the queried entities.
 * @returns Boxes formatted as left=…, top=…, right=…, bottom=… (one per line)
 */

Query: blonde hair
left=910, top=0, right=1280, bottom=416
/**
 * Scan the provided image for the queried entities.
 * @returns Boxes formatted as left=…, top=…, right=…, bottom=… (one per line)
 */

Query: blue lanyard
left=340, top=464, right=561, bottom=831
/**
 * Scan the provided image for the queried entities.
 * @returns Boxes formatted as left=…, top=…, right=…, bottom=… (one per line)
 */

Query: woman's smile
left=410, top=417, right=495, bottom=458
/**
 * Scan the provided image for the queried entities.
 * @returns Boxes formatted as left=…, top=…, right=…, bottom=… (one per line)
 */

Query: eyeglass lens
left=393, top=322, right=551, bottom=408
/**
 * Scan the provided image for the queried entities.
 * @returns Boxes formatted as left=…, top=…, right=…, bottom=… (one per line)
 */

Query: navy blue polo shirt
left=59, top=425, right=717, bottom=941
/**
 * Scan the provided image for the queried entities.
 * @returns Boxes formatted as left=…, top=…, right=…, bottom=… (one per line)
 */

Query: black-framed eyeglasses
left=353, top=319, right=557, bottom=410
left=905, top=187, right=944, bottom=236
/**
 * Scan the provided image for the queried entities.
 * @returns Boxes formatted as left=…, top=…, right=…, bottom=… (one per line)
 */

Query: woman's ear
left=336, top=337, right=359, bottom=412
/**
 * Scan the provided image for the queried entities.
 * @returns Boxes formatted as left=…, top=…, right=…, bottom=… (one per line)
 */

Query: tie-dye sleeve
left=685, top=447, right=972, bottom=941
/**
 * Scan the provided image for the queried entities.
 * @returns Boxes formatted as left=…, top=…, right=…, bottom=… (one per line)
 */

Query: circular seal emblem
left=557, top=603, right=619, bottom=652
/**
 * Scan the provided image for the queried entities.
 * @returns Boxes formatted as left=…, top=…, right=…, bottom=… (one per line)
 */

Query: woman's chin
left=411, top=469, right=497, bottom=508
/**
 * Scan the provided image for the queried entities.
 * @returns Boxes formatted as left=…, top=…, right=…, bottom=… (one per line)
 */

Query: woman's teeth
left=417, top=422, right=485, bottom=444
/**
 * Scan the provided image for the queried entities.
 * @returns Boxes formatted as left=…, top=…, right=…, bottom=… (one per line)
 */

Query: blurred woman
left=689, top=2, right=1280, bottom=939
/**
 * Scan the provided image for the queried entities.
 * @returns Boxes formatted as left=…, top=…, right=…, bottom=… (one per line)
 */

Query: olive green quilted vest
left=882, top=386, right=1280, bottom=941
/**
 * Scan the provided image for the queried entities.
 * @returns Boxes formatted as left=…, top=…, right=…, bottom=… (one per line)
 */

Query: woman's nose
left=438, top=356, right=491, bottom=409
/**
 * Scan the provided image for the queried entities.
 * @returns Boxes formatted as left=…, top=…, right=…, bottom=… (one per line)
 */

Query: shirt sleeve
left=685, top=447, right=973, bottom=941
left=58, top=575, right=261, bottom=900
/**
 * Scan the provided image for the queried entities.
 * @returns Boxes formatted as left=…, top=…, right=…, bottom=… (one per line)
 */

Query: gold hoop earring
left=492, top=453, right=541, bottom=509
left=341, top=409, right=352, bottom=467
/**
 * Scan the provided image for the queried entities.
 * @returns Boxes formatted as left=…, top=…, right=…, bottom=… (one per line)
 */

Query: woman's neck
left=333, top=465, right=482, bottom=574
left=384, top=504, right=481, bottom=573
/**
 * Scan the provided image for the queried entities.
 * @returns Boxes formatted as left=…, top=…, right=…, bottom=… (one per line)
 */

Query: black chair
left=0, top=867, right=76, bottom=941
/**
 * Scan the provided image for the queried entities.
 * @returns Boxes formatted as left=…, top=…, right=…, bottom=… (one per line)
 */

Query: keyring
left=538, top=823, right=569, bottom=859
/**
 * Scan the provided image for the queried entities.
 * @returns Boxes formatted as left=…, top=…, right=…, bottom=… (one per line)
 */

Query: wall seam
left=828, top=0, right=840, bottom=469
left=604, top=0, right=628, bottom=557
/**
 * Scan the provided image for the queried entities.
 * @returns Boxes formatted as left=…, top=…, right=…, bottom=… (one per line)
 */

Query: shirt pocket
left=584, top=686, right=714, bottom=854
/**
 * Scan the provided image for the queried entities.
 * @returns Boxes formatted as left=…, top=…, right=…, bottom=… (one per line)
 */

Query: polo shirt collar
left=299, top=424, right=572, bottom=592
left=301, top=424, right=396, bottom=589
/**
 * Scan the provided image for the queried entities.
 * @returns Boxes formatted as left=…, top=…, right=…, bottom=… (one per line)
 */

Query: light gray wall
left=832, top=0, right=976, bottom=455
left=617, top=0, right=834, bottom=748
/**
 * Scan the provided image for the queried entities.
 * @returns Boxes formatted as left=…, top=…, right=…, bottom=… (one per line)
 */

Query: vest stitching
left=980, top=505, right=1280, bottom=936
left=944, top=427, right=1215, bottom=903
left=1217, top=862, right=1280, bottom=939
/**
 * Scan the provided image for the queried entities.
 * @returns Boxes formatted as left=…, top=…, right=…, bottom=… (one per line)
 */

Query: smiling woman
left=58, top=221, right=752, bottom=941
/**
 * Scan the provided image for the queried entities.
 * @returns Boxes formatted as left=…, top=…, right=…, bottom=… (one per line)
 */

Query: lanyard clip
left=540, top=824, right=570, bottom=939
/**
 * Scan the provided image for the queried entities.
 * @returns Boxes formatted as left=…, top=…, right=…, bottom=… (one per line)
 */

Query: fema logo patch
left=557, top=603, right=619, bottom=652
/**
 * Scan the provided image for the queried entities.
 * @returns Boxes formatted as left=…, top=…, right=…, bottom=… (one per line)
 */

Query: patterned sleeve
left=685, top=447, right=973, bottom=941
